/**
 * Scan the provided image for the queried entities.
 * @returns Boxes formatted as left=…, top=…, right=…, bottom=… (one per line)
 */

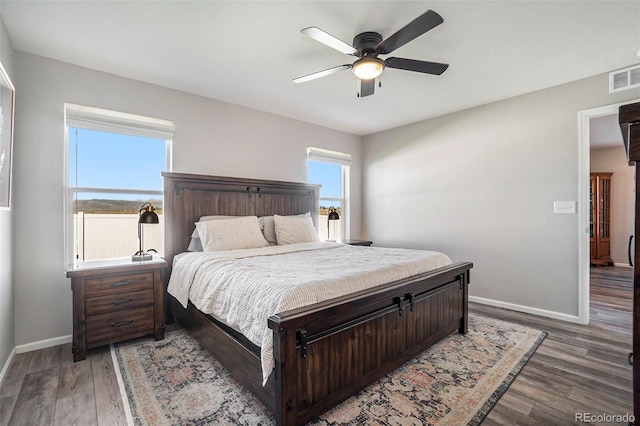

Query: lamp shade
left=328, top=207, right=340, bottom=221
left=139, top=204, right=159, bottom=224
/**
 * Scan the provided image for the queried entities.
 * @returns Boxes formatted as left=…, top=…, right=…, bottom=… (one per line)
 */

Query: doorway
left=578, top=100, right=639, bottom=324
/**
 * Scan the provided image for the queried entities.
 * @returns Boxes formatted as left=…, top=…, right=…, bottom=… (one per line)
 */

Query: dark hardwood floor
left=478, top=266, right=633, bottom=425
left=0, top=267, right=633, bottom=425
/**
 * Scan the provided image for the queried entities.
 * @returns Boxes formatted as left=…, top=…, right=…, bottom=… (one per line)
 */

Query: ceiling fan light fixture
left=352, top=57, right=385, bottom=80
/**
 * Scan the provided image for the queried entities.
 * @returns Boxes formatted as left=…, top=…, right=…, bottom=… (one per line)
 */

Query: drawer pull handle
left=111, top=280, right=133, bottom=287
left=111, top=297, right=133, bottom=305
left=111, top=320, right=133, bottom=327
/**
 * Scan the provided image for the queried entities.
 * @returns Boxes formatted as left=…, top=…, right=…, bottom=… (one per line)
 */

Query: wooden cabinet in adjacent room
left=590, top=172, right=613, bottom=266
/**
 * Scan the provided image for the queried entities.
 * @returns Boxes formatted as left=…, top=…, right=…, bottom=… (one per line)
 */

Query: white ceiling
left=2, top=1, right=640, bottom=136
left=590, top=114, right=624, bottom=150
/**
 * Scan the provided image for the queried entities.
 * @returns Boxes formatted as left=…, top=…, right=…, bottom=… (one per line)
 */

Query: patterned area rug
left=112, top=315, right=546, bottom=425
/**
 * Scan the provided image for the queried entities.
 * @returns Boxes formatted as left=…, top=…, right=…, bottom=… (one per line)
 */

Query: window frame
left=307, top=147, right=351, bottom=240
left=63, top=104, right=174, bottom=266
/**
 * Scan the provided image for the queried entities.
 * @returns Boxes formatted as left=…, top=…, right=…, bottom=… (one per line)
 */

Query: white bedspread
left=167, top=241, right=452, bottom=384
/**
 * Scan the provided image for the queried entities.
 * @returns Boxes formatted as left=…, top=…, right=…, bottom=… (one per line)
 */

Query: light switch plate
left=554, top=201, right=576, bottom=214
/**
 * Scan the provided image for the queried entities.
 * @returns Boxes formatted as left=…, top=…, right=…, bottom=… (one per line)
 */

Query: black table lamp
left=132, top=202, right=159, bottom=261
left=327, top=206, right=340, bottom=241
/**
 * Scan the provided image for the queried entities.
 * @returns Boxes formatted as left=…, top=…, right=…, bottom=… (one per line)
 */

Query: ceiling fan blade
left=385, top=57, right=449, bottom=75
left=293, top=64, right=351, bottom=83
left=301, top=27, right=359, bottom=56
left=377, top=10, right=443, bottom=55
left=357, top=78, right=375, bottom=97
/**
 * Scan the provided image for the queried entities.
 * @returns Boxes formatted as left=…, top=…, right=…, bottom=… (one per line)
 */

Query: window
left=64, top=104, right=173, bottom=264
left=307, top=147, right=351, bottom=241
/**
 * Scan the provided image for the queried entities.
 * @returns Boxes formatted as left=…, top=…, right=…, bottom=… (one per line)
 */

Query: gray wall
left=362, top=73, right=638, bottom=318
left=0, top=16, right=14, bottom=379
left=591, top=146, right=635, bottom=266
left=12, top=52, right=362, bottom=347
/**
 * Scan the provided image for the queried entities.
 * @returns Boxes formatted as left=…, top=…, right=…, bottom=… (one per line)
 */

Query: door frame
left=578, top=99, right=639, bottom=325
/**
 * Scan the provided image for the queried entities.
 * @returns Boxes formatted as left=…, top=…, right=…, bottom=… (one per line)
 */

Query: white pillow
left=188, top=215, right=248, bottom=251
left=258, top=216, right=277, bottom=245
left=259, top=213, right=309, bottom=245
left=196, top=216, right=269, bottom=251
left=274, top=214, right=320, bottom=245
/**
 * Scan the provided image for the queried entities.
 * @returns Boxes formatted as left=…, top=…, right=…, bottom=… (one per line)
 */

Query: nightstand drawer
left=86, top=305, right=154, bottom=346
left=86, top=288, right=154, bottom=315
left=85, top=272, right=153, bottom=297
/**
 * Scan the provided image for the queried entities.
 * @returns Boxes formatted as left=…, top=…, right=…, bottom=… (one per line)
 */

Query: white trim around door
left=578, top=99, right=639, bottom=325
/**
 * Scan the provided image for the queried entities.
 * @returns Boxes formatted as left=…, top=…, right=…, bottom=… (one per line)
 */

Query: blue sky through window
left=69, top=128, right=165, bottom=200
left=307, top=160, right=341, bottom=199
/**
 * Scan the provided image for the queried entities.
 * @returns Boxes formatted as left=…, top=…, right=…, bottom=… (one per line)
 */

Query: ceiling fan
left=293, top=9, right=449, bottom=97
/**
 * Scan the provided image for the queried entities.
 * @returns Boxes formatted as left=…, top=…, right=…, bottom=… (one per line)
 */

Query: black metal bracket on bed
left=297, top=329, right=308, bottom=358
left=245, top=186, right=263, bottom=198
left=395, top=292, right=419, bottom=316
left=407, top=293, right=415, bottom=311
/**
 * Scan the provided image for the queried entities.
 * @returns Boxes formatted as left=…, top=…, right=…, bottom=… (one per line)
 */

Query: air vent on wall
left=609, top=64, right=640, bottom=93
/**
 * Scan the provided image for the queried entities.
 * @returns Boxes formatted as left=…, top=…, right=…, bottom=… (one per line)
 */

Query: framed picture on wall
left=0, top=62, right=14, bottom=210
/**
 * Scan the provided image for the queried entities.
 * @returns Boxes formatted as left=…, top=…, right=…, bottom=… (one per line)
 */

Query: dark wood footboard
left=269, top=261, right=471, bottom=425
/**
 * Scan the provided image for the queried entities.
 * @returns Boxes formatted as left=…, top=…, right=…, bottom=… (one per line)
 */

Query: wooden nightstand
left=67, top=257, right=167, bottom=361
left=341, top=239, right=373, bottom=246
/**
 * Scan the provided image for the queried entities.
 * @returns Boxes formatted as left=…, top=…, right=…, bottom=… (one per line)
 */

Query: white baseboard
left=613, top=262, right=633, bottom=268
left=0, top=347, right=16, bottom=388
left=14, top=334, right=72, bottom=354
left=469, top=296, right=582, bottom=324
left=1, top=335, right=73, bottom=386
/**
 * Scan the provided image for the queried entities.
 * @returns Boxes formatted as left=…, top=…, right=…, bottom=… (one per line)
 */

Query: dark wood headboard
left=162, top=172, right=320, bottom=266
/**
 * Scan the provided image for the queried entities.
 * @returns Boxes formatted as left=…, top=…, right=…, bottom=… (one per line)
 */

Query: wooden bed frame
left=162, top=172, right=473, bottom=426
